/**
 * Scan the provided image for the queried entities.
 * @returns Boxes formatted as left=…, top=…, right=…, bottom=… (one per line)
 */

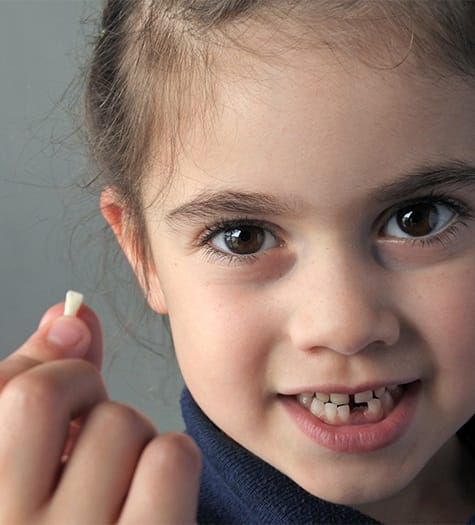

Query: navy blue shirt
left=181, top=388, right=475, bottom=524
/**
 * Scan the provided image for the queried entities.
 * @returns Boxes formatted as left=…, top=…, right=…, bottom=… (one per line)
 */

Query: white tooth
left=354, top=390, right=373, bottom=403
left=316, top=392, right=330, bottom=402
left=380, top=391, right=394, bottom=413
left=297, top=393, right=313, bottom=408
left=330, top=393, right=350, bottom=405
left=324, top=402, right=338, bottom=421
left=367, top=398, right=383, bottom=415
left=310, top=398, right=325, bottom=417
left=64, top=290, right=84, bottom=317
left=374, top=387, right=386, bottom=398
left=337, top=404, right=350, bottom=423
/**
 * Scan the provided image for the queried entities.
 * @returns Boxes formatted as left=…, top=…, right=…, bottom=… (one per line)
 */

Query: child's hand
left=0, top=301, right=102, bottom=389
left=0, top=302, right=201, bottom=524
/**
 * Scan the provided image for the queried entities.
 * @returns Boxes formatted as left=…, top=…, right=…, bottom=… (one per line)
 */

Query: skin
left=107, top=28, right=475, bottom=524
left=0, top=305, right=201, bottom=523
left=2, top=19, right=473, bottom=525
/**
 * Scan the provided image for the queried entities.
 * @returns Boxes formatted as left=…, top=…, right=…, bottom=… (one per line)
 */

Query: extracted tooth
left=64, top=290, right=84, bottom=317
left=316, top=393, right=330, bottom=403
left=310, top=398, right=325, bottom=417
left=374, top=387, right=387, bottom=398
left=324, top=402, right=338, bottom=422
left=337, top=404, right=350, bottom=423
left=330, top=393, right=350, bottom=405
left=380, top=391, right=394, bottom=413
left=354, top=390, right=374, bottom=403
left=367, top=398, right=383, bottom=416
left=297, top=393, right=313, bottom=408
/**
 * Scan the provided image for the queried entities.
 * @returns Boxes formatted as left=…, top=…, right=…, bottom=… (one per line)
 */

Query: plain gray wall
left=0, top=0, right=183, bottom=431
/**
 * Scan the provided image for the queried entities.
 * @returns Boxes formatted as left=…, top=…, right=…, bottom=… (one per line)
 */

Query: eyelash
left=197, top=218, right=279, bottom=265
left=378, top=192, right=473, bottom=248
left=195, top=192, right=473, bottom=264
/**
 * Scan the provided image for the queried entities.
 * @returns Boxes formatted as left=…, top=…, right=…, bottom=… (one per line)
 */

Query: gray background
left=0, top=0, right=183, bottom=431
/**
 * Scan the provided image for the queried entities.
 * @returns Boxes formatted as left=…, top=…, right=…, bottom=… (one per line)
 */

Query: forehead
left=147, top=34, right=475, bottom=213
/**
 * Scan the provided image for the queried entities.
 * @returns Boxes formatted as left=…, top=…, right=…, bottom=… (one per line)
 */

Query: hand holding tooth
left=0, top=292, right=201, bottom=524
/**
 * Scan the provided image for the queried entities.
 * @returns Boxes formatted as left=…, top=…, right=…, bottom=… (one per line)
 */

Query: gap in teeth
left=297, top=385, right=403, bottom=424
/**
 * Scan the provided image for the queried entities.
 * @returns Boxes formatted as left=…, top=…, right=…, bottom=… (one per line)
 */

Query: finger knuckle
left=0, top=359, right=98, bottom=415
left=145, top=433, right=202, bottom=473
left=1, top=371, right=62, bottom=414
left=0, top=356, right=37, bottom=391
left=0, top=370, right=12, bottom=391
left=90, top=400, right=155, bottom=436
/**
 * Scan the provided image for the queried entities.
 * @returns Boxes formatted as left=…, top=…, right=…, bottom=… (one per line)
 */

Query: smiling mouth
left=296, top=384, right=407, bottom=426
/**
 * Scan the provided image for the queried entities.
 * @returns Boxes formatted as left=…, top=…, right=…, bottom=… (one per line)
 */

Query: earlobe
left=100, top=188, right=123, bottom=238
left=100, top=188, right=169, bottom=314
left=145, top=271, right=169, bottom=315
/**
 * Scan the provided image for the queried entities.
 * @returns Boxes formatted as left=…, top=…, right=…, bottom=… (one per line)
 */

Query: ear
left=100, top=188, right=168, bottom=314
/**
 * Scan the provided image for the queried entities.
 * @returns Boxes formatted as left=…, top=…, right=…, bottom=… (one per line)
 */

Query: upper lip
left=280, top=379, right=418, bottom=396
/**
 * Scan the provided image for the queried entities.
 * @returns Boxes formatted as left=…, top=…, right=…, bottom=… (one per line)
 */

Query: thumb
left=37, top=301, right=103, bottom=369
left=0, top=300, right=103, bottom=391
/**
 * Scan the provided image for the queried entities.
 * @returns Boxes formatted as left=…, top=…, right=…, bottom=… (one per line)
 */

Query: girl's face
left=127, top=31, right=475, bottom=510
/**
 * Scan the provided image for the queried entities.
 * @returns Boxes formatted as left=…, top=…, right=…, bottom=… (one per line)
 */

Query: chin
left=286, top=459, right=419, bottom=507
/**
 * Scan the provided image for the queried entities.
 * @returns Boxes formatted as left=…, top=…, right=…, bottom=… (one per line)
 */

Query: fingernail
left=47, top=316, right=88, bottom=356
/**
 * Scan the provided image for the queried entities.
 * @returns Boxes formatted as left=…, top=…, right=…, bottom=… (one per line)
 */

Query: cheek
left=417, top=271, right=475, bottom=362
left=402, top=264, right=475, bottom=406
left=165, top=283, right=284, bottom=435
left=165, top=280, right=278, bottom=395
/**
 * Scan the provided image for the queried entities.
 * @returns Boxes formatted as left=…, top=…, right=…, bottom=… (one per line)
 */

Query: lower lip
left=281, top=382, right=420, bottom=454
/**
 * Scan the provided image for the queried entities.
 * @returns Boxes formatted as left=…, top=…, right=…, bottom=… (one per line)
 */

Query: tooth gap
left=349, top=394, right=369, bottom=410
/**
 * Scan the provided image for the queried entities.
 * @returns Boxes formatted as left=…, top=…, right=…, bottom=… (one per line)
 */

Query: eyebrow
left=371, top=160, right=475, bottom=203
left=166, top=190, right=299, bottom=226
left=165, top=160, right=475, bottom=225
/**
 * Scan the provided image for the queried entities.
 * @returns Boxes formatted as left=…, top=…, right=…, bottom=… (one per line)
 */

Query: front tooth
left=316, top=392, right=330, bottom=402
left=324, top=402, right=338, bottom=421
left=297, top=393, right=313, bottom=408
left=337, top=404, right=350, bottom=423
left=310, top=398, right=325, bottom=417
left=367, top=398, right=383, bottom=415
left=330, top=393, right=350, bottom=405
left=354, top=390, right=374, bottom=403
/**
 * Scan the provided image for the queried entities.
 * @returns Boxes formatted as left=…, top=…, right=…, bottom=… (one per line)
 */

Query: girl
left=1, top=0, right=474, bottom=523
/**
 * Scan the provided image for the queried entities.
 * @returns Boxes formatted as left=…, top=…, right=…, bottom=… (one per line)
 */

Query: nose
left=286, top=249, right=400, bottom=356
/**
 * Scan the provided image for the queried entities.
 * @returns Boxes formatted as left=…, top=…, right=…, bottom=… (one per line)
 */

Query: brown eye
left=383, top=202, right=455, bottom=239
left=223, top=226, right=265, bottom=254
left=397, top=203, right=439, bottom=236
left=210, top=224, right=279, bottom=255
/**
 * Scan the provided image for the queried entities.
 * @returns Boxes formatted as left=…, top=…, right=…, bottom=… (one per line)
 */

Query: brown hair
left=85, top=0, right=474, bottom=272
